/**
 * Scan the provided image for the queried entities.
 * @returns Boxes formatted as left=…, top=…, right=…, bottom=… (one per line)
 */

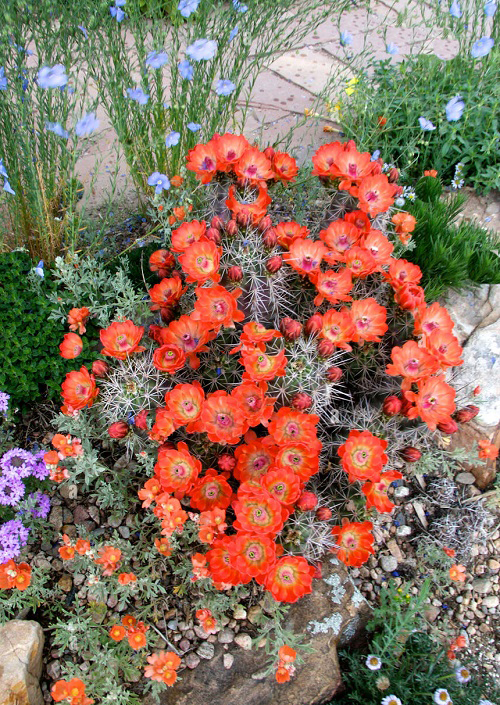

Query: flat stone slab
left=0, top=620, right=44, bottom=705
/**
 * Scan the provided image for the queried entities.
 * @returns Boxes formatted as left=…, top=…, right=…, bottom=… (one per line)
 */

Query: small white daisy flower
left=433, top=689, right=452, bottom=704
left=366, top=654, right=382, bottom=671
left=381, top=696, right=403, bottom=705
left=455, top=666, right=471, bottom=683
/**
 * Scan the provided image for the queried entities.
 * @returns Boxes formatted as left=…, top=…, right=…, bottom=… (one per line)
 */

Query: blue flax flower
left=340, top=32, right=353, bottom=47
left=127, top=87, right=149, bottom=104
left=186, top=38, right=218, bottom=61
left=146, top=50, right=168, bottom=69
left=484, top=2, right=497, bottom=16
left=187, top=122, right=201, bottom=132
left=75, top=112, right=100, bottom=137
left=445, top=95, right=465, bottom=121
left=37, top=64, right=68, bottom=89
left=148, top=172, right=170, bottom=194
left=0, top=67, right=7, bottom=90
left=178, top=0, right=201, bottom=17
left=178, top=59, right=194, bottom=80
left=229, top=26, right=239, bottom=42
left=233, top=0, right=248, bottom=11
left=386, top=43, right=399, bottom=54
left=165, top=131, right=181, bottom=147
left=471, top=37, right=494, bottom=58
left=0, top=158, right=7, bottom=178
left=110, top=5, right=125, bottom=21
left=45, top=121, right=69, bottom=138
left=3, top=179, right=15, bottom=195
left=216, top=79, right=236, bottom=96
left=419, top=117, right=436, bottom=131
left=449, top=1, right=462, bottom=17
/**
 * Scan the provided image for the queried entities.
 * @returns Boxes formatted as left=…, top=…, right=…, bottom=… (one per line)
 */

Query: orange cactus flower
left=149, top=407, right=178, bottom=443
left=272, top=151, right=298, bottom=183
left=274, top=221, right=310, bottom=249
left=413, top=302, right=455, bottom=339
left=128, top=630, right=147, bottom=650
left=268, top=407, right=321, bottom=452
left=199, top=525, right=216, bottom=544
left=156, top=441, right=201, bottom=494
left=343, top=245, right=378, bottom=279
left=178, top=239, right=221, bottom=284
left=12, top=562, right=31, bottom=590
left=310, top=268, right=353, bottom=306
left=61, top=366, right=99, bottom=413
left=230, top=532, right=277, bottom=580
left=311, top=141, right=343, bottom=177
left=261, top=467, right=302, bottom=506
left=405, top=376, right=456, bottom=430
left=118, top=572, right=137, bottom=585
left=51, top=433, right=82, bottom=458
left=265, top=555, right=315, bottom=602
left=225, top=184, right=272, bottom=225
left=233, top=485, right=286, bottom=537
left=477, top=439, right=499, bottom=460
left=230, top=321, right=282, bottom=354
left=215, top=132, right=250, bottom=171
left=386, top=340, right=440, bottom=390
left=144, top=650, right=181, bottom=685
left=283, top=237, right=327, bottom=276
left=274, top=442, right=319, bottom=482
left=199, top=391, right=248, bottom=445
left=75, top=538, right=91, bottom=555
left=279, top=645, right=297, bottom=663
left=67, top=307, right=90, bottom=334
left=149, top=275, right=185, bottom=311
left=345, top=209, right=372, bottom=233
left=192, top=284, right=244, bottom=329
left=155, top=537, right=172, bottom=556
left=109, top=624, right=126, bottom=641
left=50, top=466, right=70, bottom=483
left=240, top=348, right=287, bottom=383
left=392, top=211, right=416, bottom=235
left=59, top=332, right=83, bottom=359
left=425, top=330, right=463, bottom=370
left=449, top=564, right=467, bottom=582
left=443, top=547, right=456, bottom=558
left=100, top=320, right=145, bottom=360
left=331, top=519, right=375, bottom=566
left=149, top=249, right=175, bottom=278
left=362, top=229, right=394, bottom=267
left=320, top=220, right=361, bottom=261
left=206, top=537, right=242, bottom=586
left=424, top=169, right=438, bottom=177
left=165, top=382, right=205, bottom=429
left=190, top=469, right=233, bottom=511
left=338, top=429, right=388, bottom=483
left=393, top=282, right=426, bottom=311
left=153, top=344, right=186, bottom=374
left=351, top=174, right=398, bottom=216
left=233, top=440, right=277, bottom=483
left=330, top=147, right=375, bottom=189
left=160, top=315, right=217, bottom=369
left=362, top=469, right=403, bottom=513
left=95, top=546, right=122, bottom=576
left=234, top=147, right=273, bottom=185
left=388, top=258, right=423, bottom=287
left=186, top=141, right=218, bottom=183
left=231, top=382, right=276, bottom=428
left=171, top=219, right=207, bottom=253
left=0, top=560, right=31, bottom=591
left=320, top=309, right=355, bottom=351
left=350, top=297, right=388, bottom=343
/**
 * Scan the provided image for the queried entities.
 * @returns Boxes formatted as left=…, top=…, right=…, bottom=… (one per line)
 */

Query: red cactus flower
left=265, top=555, right=315, bottom=602
left=320, top=220, right=361, bottom=261
left=283, top=238, right=327, bottom=276
left=67, top=307, right=90, bottom=335
left=425, top=330, right=463, bottom=370
left=239, top=348, right=287, bottom=383
left=190, top=469, right=233, bottom=511
left=362, top=469, right=403, bottom=513
left=59, top=332, right=83, bottom=359
left=234, top=147, right=273, bottom=185
left=291, top=392, right=313, bottom=411
left=394, top=282, right=426, bottom=311
left=153, top=344, right=186, bottom=374
left=271, top=151, right=298, bottom=183
left=225, top=184, right=272, bottom=225
left=231, top=382, right=276, bottom=427
left=405, top=376, right=456, bottom=430
left=326, top=366, right=343, bottom=382
left=178, top=239, right=221, bottom=284
left=215, top=133, right=250, bottom=171
left=361, top=229, right=394, bottom=267
left=149, top=249, right=175, bottom=277
left=268, top=407, right=321, bottom=452
left=350, top=298, right=388, bottom=344
left=100, top=320, right=145, bottom=360
left=279, top=317, right=303, bottom=341
left=310, top=268, right=353, bottom=307
left=233, top=440, right=277, bottom=483
left=275, top=221, right=309, bottom=249
left=455, top=405, right=480, bottom=424
left=61, top=366, right=99, bottom=413
left=261, top=467, right=302, bottom=506
left=160, top=315, right=217, bottom=369
left=400, top=447, right=422, bottom=463
left=171, top=220, right=207, bottom=253
left=186, top=141, right=218, bottom=183
left=233, top=485, right=286, bottom=537
left=229, top=532, right=277, bottom=580
left=386, top=340, right=439, bottom=391
left=338, top=429, right=388, bottom=483
left=320, top=309, right=355, bottom=351
left=193, top=284, right=244, bottom=329
left=156, top=441, right=202, bottom=495
left=331, top=519, right=375, bottom=566
left=351, top=174, right=398, bottom=216
left=165, top=382, right=205, bottom=429
left=274, top=442, right=319, bottom=482
left=266, top=255, right=283, bottom=273
left=227, top=265, right=243, bottom=282
left=199, top=391, right=247, bottom=445
left=91, top=359, right=109, bottom=377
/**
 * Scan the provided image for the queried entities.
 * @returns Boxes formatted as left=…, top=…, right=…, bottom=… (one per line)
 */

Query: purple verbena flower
left=29, top=452, right=50, bottom=481
left=0, top=474, right=26, bottom=506
left=1, top=448, right=36, bottom=478
left=28, top=492, right=51, bottom=519
left=0, top=391, right=9, bottom=413
left=0, top=519, right=30, bottom=563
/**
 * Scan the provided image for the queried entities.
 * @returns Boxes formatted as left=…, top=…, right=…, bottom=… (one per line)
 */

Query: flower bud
left=92, top=359, right=109, bottom=377
left=279, top=317, right=302, bottom=341
left=266, top=255, right=283, bottom=273
left=383, top=395, right=402, bottom=416
left=394, top=282, right=425, bottom=311
left=437, top=419, right=458, bottom=434
left=148, top=324, right=162, bottom=343
left=400, top=447, right=421, bottom=463
left=262, top=228, right=278, bottom=248
left=134, top=410, right=149, bottom=431
left=108, top=421, right=129, bottom=439
left=264, top=146, right=275, bottom=160
left=218, top=454, right=236, bottom=472
left=315, top=507, right=332, bottom=521
left=393, top=185, right=404, bottom=197
left=326, top=366, right=343, bottom=382
left=211, top=215, right=225, bottom=232
left=225, top=219, right=238, bottom=237
left=227, top=266, right=243, bottom=282
left=296, top=491, right=318, bottom=511
left=388, top=167, right=400, bottom=183
left=258, top=215, right=272, bottom=233
left=304, top=313, right=323, bottom=337
left=291, top=392, right=313, bottom=411
left=160, top=306, right=175, bottom=323
left=317, top=339, right=335, bottom=357
left=236, top=209, right=252, bottom=228
left=400, top=396, right=414, bottom=417
left=455, top=405, right=480, bottom=423
left=205, top=226, right=221, bottom=244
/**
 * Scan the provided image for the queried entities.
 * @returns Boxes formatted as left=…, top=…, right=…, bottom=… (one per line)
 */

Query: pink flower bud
left=383, top=396, right=402, bottom=416
left=316, top=507, right=332, bottom=521
left=388, top=167, right=400, bottom=183
left=225, top=219, right=238, bottom=237
left=455, top=405, right=480, bottom=423
left=134, top=410, right=149, bottom=430
left=227, top=266, right=243, bottom=282
left=317, top=339, right=335, bottom=357
left=262, top=228, right=277, bottom=248
left=296, top=491, right=318, bottom=511
left=304, top=313, right=323, bottom=337
left=437, top=419, right=458, bottom=434
left=279, top=317, right=302, bottom=341
left=400, top=447, right=421, bottom=463
left=326, top=366, right=343, bottom=382
left=92, top=360, right=109, bottom=377
left=264, top=147, right=275, bottom=160
left=211, top=216, right=225, bottom=232
left=108, top=421, right=129, bottom=439
left=266, top=255, right=283, bottom=273
left=160, top=306, right=175, bottom=323
left=236, top=209, right=252, bottom=228
left=291, top=393, right=313, bottom=411
left=218, top=454, right=236, bottom=472
left=205, top=227, right=221, bottom=244
left=258, top=215, right=272, bottom=233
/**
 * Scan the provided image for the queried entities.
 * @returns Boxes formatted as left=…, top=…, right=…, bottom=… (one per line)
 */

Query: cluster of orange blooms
left=0, top=559, right=31, bottom=590
left=43, top=433, right=82, bottom=483
left=58, top=534, right=129, bottom=581
left=51, top=678, right=93, bottom=705
left=275, top=644, right=297, bottom=683
left=109, top=614, right=149, bottom=650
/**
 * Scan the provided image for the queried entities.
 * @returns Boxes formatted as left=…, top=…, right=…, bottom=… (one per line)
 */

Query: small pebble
left=234, top=633, right=252, bottom=650
left=223, top=653, right=234, bottom=669
left=379, top=555, right=398, bottom=572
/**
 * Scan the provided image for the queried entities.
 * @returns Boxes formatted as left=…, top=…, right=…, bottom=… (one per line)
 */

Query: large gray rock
left=146, top=558, right=369, bottom=705
left=0, top=620, right=44, bottom=705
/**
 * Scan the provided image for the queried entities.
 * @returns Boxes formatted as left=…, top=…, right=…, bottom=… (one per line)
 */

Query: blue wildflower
left=386, top=43, right=399, bottom=54
left=445, top=95, right=465, bottom=121
left=449, top=1, right=462, bottom=17
left=147, top=172, right=170, bottom=194
left=34, top=260, right=44, bottom=277
left=484, top=2, right=497, bottom=16
left=340, top=31, right=353, bottom=46
left=178, top=0, right=201, bottom=17
left=419, top=117, right=436, bottom=131
left=215, top=79, right=236, bottom=96
left=186, top=38, right=218, bottom=61
left=0, top=67, right=7, bottom=90
left=78, top=25, right=88, bottom=39
left=115, top=0, right=126, bottom=5
left=471, top=37, right=494, bottom=58
left=75, top=112, right=100, bottom=137
left=37, top=64, right=68, bottom=89
left=0, top=392, right=9, bottom=414
left=110, top=5, right=126, bottom=21
left=178, top=59, right=194, bottom=80
left=127, top=87, right=149, bottom=104
left=233, top=0, right=248, bottom=11
left=0, top=158, right=7, bottom=178
left=45, top=121, right=69, bottom=138
left=145, top=50, right=168, bottom=69
left=370, top=150, right=380, bottom=161
left=229, top=26, right=239, bottom=42
left=165, top=131, right=181, bottom=147
left=187, top=122, right=201, bottom=132
left=3, top=179, right=15, bottom=195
